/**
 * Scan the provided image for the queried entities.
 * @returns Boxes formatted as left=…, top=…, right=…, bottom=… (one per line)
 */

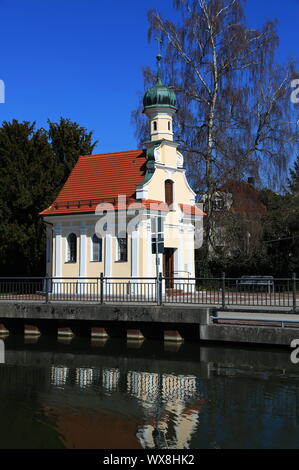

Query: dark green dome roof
left=143, top=77, right=177, bottom=111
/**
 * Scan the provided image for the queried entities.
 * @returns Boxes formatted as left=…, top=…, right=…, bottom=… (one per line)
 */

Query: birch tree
left=133, top=0, right=299, bottom=273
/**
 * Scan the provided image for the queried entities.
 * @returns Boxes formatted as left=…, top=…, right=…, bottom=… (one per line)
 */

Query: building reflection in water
left=102, top=368, right=120, bottom=392
left=75, top=368, right=93, bottom=388
left=127, top=371, right=159, bottom=406
left=128, top=372, right=203, bottom=449
left=3, top=345, right=299, bottom=449
left=49, top=365, right=204, bottom=449
left=51, top=366, right=68, bottom=387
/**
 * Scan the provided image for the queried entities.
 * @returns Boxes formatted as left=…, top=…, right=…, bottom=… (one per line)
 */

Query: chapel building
left=40, top=55, right=204, bottom=287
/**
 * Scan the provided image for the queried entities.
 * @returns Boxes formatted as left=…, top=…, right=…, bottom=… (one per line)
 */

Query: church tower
left=143, top=54, right=177, bottom=142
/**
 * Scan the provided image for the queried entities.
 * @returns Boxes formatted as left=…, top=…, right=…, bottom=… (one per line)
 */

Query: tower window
left=168, top=121, right=171, bottom=131
left=67, top=233, right=77, bottom=263
left=153, top=121, right=157, bottom=131
left=165, top=180, right=174, bottom=207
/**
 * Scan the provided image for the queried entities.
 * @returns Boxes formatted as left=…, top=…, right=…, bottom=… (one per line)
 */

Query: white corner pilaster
left=104, top=234, right=113, bottom=277
left=46, top=226, right=53, bottom=277
left=79, top=225, right=87, bottom=278
left=54, top=226, right=62, bottom=278
left=187, top=226, right=195, bottom=278
left=130, top=229, right=139, bottom=297
left=179, top=226, right=185, bottom=275
left=179, top=223, right=195, bottom=293
left=53, top=225, right=62, bottom=295
left=147, top=221, right=153, bottom=277
left=131, top=229, right=139, bottom=278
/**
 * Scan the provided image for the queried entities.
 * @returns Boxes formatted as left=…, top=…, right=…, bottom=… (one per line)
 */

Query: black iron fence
left=0, top=273, right=298, bottom=311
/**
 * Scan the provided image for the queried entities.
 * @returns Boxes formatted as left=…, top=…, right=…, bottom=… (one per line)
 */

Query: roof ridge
left=80, top=149, right=144, bottom=158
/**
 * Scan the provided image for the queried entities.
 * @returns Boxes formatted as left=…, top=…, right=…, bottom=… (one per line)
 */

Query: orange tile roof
left=179, top=203, right=206, bottom=216
left=40, top=149, right=148, bottom=216
left=40, top=149, right=203, bottom=217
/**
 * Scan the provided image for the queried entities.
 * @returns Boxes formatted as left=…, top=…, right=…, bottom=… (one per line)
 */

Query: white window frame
left=65, top=232, right=78, bottom=263
left=90, top=233, right=102, bottom=262
left=116, top=235, right=128, bottom=262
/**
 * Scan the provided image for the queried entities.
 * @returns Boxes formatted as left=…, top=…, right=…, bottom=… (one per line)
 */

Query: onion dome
left=143, top=55, right=177, bottom=111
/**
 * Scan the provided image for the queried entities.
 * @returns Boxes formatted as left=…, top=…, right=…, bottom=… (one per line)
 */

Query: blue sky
left=0, top=0, right=298, bottom=154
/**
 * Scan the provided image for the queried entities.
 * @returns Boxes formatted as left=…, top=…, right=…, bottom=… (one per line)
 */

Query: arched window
left=153, top=121, right=157, bottom=131
left=92, top=234, right=102, bottom=262
left=67, top=233, right=77, bottom=263
left=168, top=121, right=171, bottom=131
left=165, top=180, right=174, bottom=207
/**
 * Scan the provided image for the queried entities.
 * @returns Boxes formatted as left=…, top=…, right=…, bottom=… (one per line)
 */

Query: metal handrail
left=0, top=274, right=298, bottom=309
left=0, top=275, right=297, bottom=281
left=211, top=316, right=299, bottom=328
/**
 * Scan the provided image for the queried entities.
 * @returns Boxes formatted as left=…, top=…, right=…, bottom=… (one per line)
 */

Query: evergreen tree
left=0, top=120, right=54, bottom=275
left=0, top=118, right=97, bottom=276
left=47, top=117, right=97, bottom=190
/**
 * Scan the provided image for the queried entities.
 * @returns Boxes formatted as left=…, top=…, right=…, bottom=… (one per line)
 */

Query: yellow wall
left=145, top=107, right=175, bottom=142
left=45, top=139, right=199, bottom=280
left=86, top=229, right=104, bottom=277
left=111, top=235, right=131, bottom=278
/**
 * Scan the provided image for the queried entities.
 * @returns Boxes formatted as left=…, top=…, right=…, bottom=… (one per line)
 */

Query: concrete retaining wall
left=0, top=302, right=298, bottom=346
left=0, top=302, right=211, bottom=324
left=200, top=324, right=299, bottom=346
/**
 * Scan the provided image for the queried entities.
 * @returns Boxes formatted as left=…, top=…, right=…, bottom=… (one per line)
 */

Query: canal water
left=0, top=335, right=298, bottom=449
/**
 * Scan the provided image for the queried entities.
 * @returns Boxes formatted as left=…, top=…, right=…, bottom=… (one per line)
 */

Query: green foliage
left=259, top=190, right=299, bottom=276
left=0, top=118, right=97, bottom=276
left=48, top=118, right=97, bottom=189
left=200, top=189, right=299, bottom=278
